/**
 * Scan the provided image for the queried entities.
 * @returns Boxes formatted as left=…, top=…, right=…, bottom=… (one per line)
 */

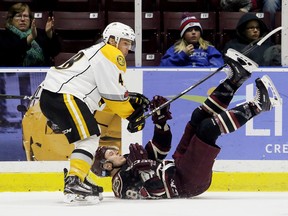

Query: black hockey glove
left=127, top=107, right=145, bottom=133
left=149, top=95, right=172, bottom=127
left=129, top=92, right=150, bottom=112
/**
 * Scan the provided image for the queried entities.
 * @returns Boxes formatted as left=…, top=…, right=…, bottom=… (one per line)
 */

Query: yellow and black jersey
left=42, top=41, right=135, bottom=119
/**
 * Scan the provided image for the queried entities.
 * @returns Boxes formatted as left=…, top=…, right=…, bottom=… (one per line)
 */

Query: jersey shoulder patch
left=101, top=44, right=127, bottom=72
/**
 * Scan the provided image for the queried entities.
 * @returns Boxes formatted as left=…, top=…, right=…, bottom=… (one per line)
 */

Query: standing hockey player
left=39, top=22, right=149, bottom=203
left=92, top=49, right=281, bottom=199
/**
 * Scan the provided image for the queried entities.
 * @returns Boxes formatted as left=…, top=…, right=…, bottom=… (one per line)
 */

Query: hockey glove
left=127, top=107, right=145, bottom=133
left=149, top=95, right=172, bottom=126
left=128, top=143, right=148, bottom=161
left=127, top=159, right=156, bottom=176
left=129, top=92, right=150, bottom=112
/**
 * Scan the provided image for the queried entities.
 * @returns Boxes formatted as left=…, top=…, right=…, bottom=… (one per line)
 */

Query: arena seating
left=274, top=11, right=281, bottom=44
left=53, top=52, right=76, bottom=66
left=126, top=53, right=163, bottom=67
left=33, top=11, right=49, bottom=29
left=0, top=0, right=32, bottom=10
left=107, top=11, right=161, bottom=53
left=0, top=0, right=279, bottom=66
left=0, top=11, right=7, bottom=31
left=53, top=11, right=105, bottom=53
left=104, top=0, right=159, bottom=12
left=159, top=0, right=208, bottom=12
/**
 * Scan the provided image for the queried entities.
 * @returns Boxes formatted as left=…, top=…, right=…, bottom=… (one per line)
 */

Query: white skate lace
left=260, top=75, right=282, bottom=108
left=253, top=88, right=263, bottom=111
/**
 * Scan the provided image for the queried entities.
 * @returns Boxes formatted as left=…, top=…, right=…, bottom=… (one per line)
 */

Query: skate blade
left=225, top=48, right=259, bottom=72
left=261, top=75, right=282, bottom=107
left=64, top=193, right=101, bottom=205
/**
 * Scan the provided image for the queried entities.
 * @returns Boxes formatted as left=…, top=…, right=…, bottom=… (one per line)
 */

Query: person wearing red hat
left=160, top=16, right=224, bottom=67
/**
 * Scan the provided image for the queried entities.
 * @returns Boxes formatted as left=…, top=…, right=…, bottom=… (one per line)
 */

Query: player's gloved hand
left=127, top=144, right=157, bottom=182
left=149, top=95, right=172, bottom=127
left=128, top=143, right=148, bottom=161
left=127, top=143, right=155, bottom=172
left=129, top=159, right=156, bottom=173
left=129, top=92, right=150, bottom=112
left=126, top=107, right=145, bottom=133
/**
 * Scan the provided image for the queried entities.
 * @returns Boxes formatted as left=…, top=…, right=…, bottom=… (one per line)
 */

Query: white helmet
left=102, top=22, right=136, bottom=51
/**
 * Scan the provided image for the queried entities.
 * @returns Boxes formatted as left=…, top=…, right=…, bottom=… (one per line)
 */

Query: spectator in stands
left=0, top=2, right=61, bottom=66
left=220, top=0, right=252, bottom=12
left=160, top=16, right=224, bottom=67
left=209, top=0, right=260, bottom=12
left=262, top=0, right=281, bottom=28
left=262, top=0, right=281, bottom=14
left=223, top=13, right=280, bottom=66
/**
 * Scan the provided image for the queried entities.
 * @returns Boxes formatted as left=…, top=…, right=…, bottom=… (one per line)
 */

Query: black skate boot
left=224, top=48, right=258, bottom=87
left=84, top=177, right=104, bottom=201
left=251, top=75, right=281, bottom=113
left=63, top=168, right=101, bottom=204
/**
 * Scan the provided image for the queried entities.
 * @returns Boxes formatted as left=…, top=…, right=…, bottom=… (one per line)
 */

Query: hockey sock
left=69, top=158, right=91, bottom=182
left=213, top=102, right=255, bottom=134
left=202, top=80, right=237, bottom=116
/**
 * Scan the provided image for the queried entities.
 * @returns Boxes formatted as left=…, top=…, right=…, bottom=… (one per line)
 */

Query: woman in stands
left=0, top=2, right=60, bottom=66
left=160, top=15, right=224, bottom=67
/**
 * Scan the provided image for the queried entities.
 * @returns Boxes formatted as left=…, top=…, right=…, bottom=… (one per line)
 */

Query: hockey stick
left=0, top=94, right=38, bottom=100
left=143, top=26, right=283, bottom=119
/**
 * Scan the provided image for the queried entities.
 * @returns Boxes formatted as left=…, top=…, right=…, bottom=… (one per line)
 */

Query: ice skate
left=224, top=48, right=258, bottom=87
left=252, top=75, right=282, bottom=112
left=63, top=168, right=102, bottom=204
left=84, top=176, right=104, bottom=201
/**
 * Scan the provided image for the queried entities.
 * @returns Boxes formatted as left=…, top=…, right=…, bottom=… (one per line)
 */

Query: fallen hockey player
left=91, top=49, right=282, bottom=199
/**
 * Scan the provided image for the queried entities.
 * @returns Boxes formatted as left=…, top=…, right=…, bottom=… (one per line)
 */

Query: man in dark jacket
left=223, top=13, right=279, bottom=66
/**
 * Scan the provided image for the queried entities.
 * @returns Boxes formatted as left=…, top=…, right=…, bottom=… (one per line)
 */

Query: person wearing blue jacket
left=160, top=16, right=224, bottom=67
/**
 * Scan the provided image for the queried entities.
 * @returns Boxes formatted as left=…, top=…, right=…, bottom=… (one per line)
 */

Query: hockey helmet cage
left=102, top=22, right=136, bottom=51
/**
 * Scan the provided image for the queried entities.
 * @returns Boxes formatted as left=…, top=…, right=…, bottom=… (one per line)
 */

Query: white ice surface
left=0, top=192, right=288, bottom=216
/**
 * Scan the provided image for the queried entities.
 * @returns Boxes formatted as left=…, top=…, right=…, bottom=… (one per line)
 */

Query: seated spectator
left=0, top=3, right=61, bottom=66
left=223, top=13, right=280, bottom=66
left=209, top=0, right=260, bottom=12
left=160, top=16, right=224, bottom=67
left=263, top=44, right=281, bottom=66
left=262, top=0, right=281, bottom=15
left=220, top=0, right=252, bottom=12
left=262, top=0, right=281, bottom=28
